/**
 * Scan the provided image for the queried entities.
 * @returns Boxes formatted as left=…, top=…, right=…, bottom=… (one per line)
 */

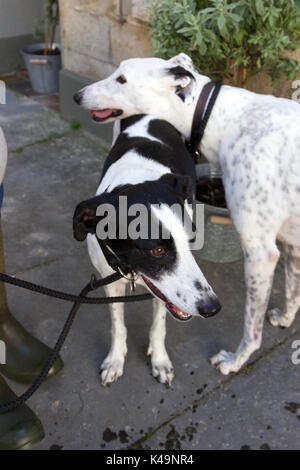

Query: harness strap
left=100, top=241, right=132, bottom=276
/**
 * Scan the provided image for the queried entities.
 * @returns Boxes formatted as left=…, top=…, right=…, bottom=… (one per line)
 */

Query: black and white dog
left=73, top=114, right=221, bottom=386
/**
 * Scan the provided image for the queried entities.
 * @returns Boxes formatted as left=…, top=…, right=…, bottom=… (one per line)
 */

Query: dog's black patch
left=116, top=75, right=127, bottom=84
left=194, top=281, right=203, bottom=291
left=167, top=66, right=195, bottom=81
left=176, top=88, right=186, bottom=102
left=107, top=235, right=177, bottom=281
left=103, top=116, right=196, bottom=204
left=120, top=114, right=147, bottom=132
left=166, top=66, right=195, bottom=102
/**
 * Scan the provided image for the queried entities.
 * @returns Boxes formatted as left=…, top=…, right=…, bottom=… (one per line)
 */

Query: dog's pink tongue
left=91, top=109, right=112, bottom=119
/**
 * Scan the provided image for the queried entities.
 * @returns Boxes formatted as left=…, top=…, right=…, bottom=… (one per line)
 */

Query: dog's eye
left=151, top=247, right=167, bottom=258
left=116, top=75, right=127, bottom=84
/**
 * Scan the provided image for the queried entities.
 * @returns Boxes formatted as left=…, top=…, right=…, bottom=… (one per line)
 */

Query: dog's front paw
left=100, top=351, right=126, bottom=386
left=210, top=350, right=241, bottom=375
left=148, top=347, right=174, bottom=386
left=267, top=308, right=293, bottom=328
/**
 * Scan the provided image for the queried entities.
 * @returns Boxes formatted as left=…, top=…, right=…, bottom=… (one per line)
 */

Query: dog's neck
left=170, top=72, right=255, bottom=165
left=163, top=74, right=211, bottom=142
left=156, top=72, right=223, bottom=163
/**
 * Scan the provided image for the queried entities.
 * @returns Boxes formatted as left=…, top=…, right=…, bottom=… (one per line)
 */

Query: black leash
left=0, top=271, right=153, bottom=413
left=0, top=272, right=151, bottom=304
left=187, top=80, right=223, bottom=162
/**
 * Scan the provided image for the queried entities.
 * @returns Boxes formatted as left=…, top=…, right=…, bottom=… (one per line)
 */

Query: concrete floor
left=0, top=89, right=300, bottom=450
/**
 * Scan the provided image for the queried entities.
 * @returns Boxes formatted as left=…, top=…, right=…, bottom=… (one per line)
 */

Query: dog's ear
left=168, top=53, right=195, bottom=71
left=73, top=194, right=113, bottom=242
left=167, top=65, right=194, bottom=89
left=160, top=173, right=194, bottom=200
left=166, top=64, right=195, bottom=103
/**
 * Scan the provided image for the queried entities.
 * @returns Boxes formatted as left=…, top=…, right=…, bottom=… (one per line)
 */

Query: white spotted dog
left=74, top=52, right=300, bottom=376
left=73, top=115, right=221, bottom=386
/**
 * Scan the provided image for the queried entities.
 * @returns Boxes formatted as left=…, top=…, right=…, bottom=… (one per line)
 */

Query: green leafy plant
left=33, top=0, right=60, bottom=56
left=149, top=0, right=300, bottom=86
left=70, top=120, right=81, bottom=130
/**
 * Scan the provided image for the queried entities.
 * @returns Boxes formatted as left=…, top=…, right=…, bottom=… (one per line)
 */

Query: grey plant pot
left=194, top=163, right=243, bottom=263
left=21, top=43, right=61, bottom=94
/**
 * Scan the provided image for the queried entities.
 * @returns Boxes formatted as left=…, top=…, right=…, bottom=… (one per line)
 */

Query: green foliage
left=70, top=120, right=81, bottom=130
left=45, top=0, right=60, bottom=27
left=33, top=0, right=60, bottom=53
left=149, top=0, right=300, bottom=85
left=33, top=19, right=45, bottom=42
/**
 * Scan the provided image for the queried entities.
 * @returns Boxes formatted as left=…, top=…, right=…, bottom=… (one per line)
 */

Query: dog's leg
left=100, top=281, right=127, bottom=386
left=147, top=298, right=174, bottom=386
left=268, top=243, right=300, bottom=328
left=211, top=242, right=280, bottom=375
left=86, top=235, right=127, bottom=386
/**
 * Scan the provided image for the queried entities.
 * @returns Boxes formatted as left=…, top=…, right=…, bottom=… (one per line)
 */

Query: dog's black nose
left=73, top=90, right=83, bottom=105
left=197, top=297, right=222, bottom=318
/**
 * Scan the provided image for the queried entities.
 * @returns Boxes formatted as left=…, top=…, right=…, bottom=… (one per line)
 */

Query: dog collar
left=187, top=80, right=222, bottom=161
left=99, top=240, right=137, bottom=281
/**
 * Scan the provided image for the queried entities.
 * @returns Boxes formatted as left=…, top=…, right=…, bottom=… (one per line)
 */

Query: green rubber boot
left=0, top=375, right=44, bottom=449
left=0, top=218, right=63, bottom=384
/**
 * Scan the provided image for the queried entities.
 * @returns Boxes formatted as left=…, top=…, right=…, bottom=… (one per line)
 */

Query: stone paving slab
left=141, top=332, right=300, bottom=450
left=2, top=130, right=106, bottom=274
left=1, top=87, right=299, bottom=450
left=0, top=89, right=69, bottom=151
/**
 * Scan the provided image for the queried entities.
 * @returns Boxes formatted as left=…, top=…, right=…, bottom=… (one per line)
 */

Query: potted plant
left=22, top=0, right=60, bottom=94
left=149, top=0, right=300, bottom=87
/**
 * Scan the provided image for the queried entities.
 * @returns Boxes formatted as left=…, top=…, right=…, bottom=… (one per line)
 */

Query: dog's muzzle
left=197, top=296, right=222, bottom=318
left=73, top=90, right=84, bottom=105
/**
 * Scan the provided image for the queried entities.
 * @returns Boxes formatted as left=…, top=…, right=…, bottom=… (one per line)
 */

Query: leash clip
left=185, top=142, right=201, bottom=164
left=89, top=273, right=98, bottom=290
left=117, top=267, right=138, bottom=293
left=193, top=149, right=201, bottom=163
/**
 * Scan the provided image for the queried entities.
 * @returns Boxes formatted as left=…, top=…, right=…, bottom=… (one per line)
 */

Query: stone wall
left=245, top=49, right=300, bottom=99
left=60, top=0, right=152, bottom=81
